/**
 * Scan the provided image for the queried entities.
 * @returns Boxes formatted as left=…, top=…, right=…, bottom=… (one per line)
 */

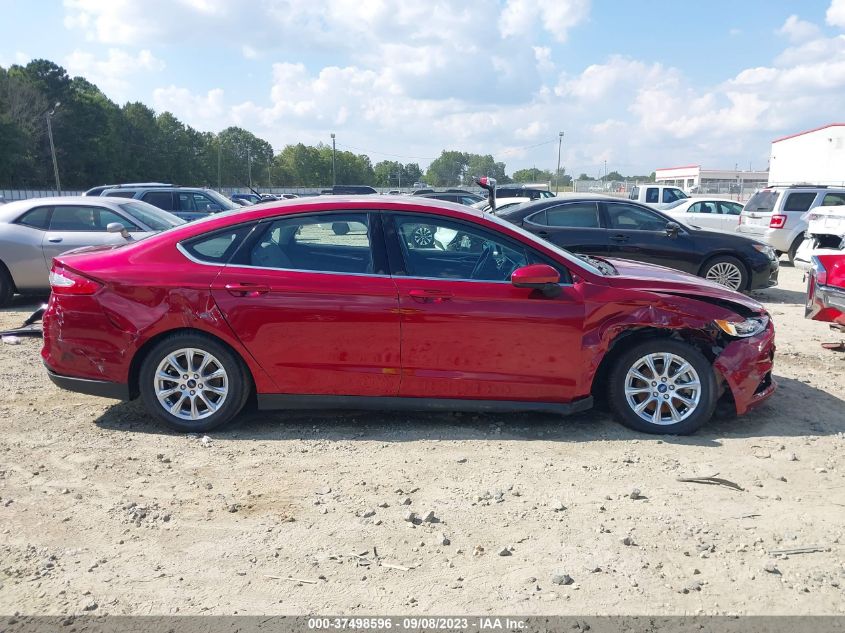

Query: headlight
left=714, top=316, right=769, bottom=338
left=752, top=244, right=776, bottom=260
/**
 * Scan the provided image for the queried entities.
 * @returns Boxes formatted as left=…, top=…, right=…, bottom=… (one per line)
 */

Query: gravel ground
left=0, top=264, right=843, bottom=616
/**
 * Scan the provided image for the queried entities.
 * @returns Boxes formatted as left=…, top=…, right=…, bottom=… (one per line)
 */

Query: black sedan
left=496, top=196, right=778, bottom=291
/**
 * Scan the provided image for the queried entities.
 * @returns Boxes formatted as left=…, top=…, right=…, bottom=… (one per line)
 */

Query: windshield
left=205, top=190, right=239, bottom=210
left=119, top=201, right=185, bottom=230
left=744, top=190, right=780, bottom=214
left=482, top=212, right=604, bottom=276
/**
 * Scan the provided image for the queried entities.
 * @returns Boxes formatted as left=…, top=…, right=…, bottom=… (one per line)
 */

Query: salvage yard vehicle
left=805, top=253, right=845, bottom=332
left=738, top=185, right=845, bottom=264
left=628, top=184, right=688, bottom=209
left=498, top=195, right=778, bottom=291
left=794, top=205, right=845, bottom=272
left=100, top=186, right=238, bottom=221
left=0, top=196, right=184, bottom=306
left=42, top=196, right=776, bottom=435
left=663, top=197, right=744, bottom=233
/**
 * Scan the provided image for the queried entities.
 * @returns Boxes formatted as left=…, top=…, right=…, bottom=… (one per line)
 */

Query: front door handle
left=225, top=283, right=271, bottom=297
left=610, top=234, right=629, bottom=243
left=47, top=237, right=63, bottom=243
left=536, top=230, right=550, bottom=237
left=408, top=289, right=452, bottom=303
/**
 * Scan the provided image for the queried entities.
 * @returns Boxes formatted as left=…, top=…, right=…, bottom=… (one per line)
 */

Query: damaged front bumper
left=713, top=321, right=776, bottom=415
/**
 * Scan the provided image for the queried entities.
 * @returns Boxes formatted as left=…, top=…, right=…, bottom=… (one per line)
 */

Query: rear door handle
left=610, top=234, right=629, bottom=242
left=224, top=283, right=271, bottom=297
left=536, top=230, right=550, bottom=237
left=408, top=288, right=452, bottom=303
left=47, top=237, right=63, bottom=243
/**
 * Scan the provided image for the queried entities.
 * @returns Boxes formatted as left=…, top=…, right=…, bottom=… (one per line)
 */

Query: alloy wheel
left=705, top=262, right=743, bottom=290
left=154, top=348, right=229, bottom=421
left=624, top=352, right=702, bottom=426
left=412, top=226, right=434, bottom=247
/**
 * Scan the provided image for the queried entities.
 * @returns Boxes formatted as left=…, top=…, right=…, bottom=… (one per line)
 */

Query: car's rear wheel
left=702, top=256, right=747, bottom=291
left=139, top=333, right=250, bottom=432
left=787, top=235, right=803, bottom=265
left=608, top=339, right=717, bottom=435
left=0, top=263, right=14, bottom=307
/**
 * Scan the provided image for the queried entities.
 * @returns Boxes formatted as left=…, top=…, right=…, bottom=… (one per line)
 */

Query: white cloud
left=776, top=15, right=820, bottom=43
left=827, top=0, right=845, bottom=28
left=152, top=86, right=226, bottom=126
left=64, top=48, right=165, bottom=100
left=241, top=45, right=259, bottom=59
left=499, top=0, right=590, bottom=42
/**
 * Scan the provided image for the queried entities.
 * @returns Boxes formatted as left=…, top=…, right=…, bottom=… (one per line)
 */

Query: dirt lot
left=0, top=264, right=843, bottom=616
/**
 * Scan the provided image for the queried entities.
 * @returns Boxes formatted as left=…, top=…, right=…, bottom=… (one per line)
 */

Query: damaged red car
left=806, top=253, right=845, bottom=331
left=41, top=196, right=776, bottom=435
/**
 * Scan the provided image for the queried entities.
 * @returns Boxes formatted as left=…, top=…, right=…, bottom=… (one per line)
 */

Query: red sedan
left=41, top=196, right=776, bottom=435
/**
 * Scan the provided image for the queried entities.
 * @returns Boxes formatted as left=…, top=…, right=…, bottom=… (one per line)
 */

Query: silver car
left=0, top=196, right=184, bottom=306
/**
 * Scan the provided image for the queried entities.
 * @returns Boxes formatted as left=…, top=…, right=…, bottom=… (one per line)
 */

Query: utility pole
left=46, top=102, right=61, bottom=195
left=217, top=134, right=221, bottom=190
left=331, top=133, right=336, bottom=186
left=247, top=147, right=252, bottom=189
left=398, top=163, right=402, bottom=192
left=555, top=131, right=564, bottom=194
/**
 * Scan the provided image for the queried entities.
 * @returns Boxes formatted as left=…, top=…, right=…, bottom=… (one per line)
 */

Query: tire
left=0, top=263, right=13, bottom=307
left=607, top=339, right=718, bottom=435
left=701, top=255, right=747, bottom=291
left=787, top=235, right=803, bottom=265
left=138, top=333, right=251, bottom=432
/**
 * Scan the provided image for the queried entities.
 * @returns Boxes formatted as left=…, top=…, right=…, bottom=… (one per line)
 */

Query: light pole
left=330, top=133, right=336, bottom=186
left=216, top=133, right=221, bottom=190
left=46, top=102, right=61, bottom=195
left=247, top=146, right=252, bottom=189
left=555, top=131, right=564, bottom=194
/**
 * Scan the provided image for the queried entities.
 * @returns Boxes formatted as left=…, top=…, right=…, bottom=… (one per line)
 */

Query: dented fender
left=713, top=321, right=776, bottom=414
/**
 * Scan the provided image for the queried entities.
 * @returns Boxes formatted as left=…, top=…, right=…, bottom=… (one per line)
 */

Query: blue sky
left=3, top=0, right=845, bottom=177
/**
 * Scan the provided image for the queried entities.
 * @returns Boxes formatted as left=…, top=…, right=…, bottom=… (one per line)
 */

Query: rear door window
left=141, top=191, right=175, bottom=211
left=689, top=201, right=717, bottom=214
left=539, top=202, right=600, bottom=228
left=783, top=192, right=817, bottom=212
left=48, top=206, right=140, bottom=231
left=821, top=192, right=845, bottom=206
left=645, top=188, right=659, bottom=203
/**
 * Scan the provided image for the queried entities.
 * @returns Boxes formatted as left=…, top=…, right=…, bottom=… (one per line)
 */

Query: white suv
left=737, top=186, right=845, bottom=263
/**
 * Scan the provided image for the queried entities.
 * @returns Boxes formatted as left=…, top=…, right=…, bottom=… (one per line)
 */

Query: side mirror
left=665, top=221, right=680, bottom=238
left=106, top=222, right=130, bottom=239
left=512, top=264, right=562, bottom=297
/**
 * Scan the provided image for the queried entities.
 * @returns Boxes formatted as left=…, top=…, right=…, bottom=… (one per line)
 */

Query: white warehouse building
left=768, top=123, right=845, bottom=186
left=654, top=165, right=768, bottom=195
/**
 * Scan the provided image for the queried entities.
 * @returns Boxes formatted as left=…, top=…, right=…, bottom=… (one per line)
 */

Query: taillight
left=49, top=267, right=102, bottom=295
left=812, top=256, right=828, bottom=286
left=770, top=214, right=787, bottom=229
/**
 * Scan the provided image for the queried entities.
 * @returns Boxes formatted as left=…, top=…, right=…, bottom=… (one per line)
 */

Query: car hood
left=601, top=257, right=764, bottom=314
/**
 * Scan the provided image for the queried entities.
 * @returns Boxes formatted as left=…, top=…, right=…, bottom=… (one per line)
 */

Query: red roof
left=655, top=165, right=700, bottom=172
left=772, top=123, right=845, bottom=144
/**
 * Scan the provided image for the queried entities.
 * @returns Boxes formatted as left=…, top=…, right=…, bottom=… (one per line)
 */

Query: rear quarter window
left=180, top=224, right=253, bottom=264
left=15, top=206, right=51, bottom=229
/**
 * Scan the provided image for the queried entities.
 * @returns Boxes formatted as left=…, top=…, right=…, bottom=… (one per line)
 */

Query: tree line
left=1, top=59, right=650, bottom=191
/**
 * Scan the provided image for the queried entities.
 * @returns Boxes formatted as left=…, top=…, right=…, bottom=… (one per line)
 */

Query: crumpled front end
left=713, top=320, right=776, bottom=414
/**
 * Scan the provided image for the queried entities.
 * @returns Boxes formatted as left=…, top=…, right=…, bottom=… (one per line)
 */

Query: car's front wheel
left=608, top=339, right=717, bottom=434
left=139, top=333, right=250, bottom=432
left=702, top=256, right=747, bottom=291
left=0, top=263, right=14, bottom=307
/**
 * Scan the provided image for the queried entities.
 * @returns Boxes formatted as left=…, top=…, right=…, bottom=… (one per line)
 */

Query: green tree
left=425, top=150, right=467, bottom=186
left=512, top=168, right=554, bottom=183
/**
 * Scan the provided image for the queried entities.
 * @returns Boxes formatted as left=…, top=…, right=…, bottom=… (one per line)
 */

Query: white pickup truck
left=628, top=185, right=689, bottom=210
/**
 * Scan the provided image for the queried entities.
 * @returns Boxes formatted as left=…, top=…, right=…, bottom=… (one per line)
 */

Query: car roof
left=0, top=196, right=133, bottom=221
left=100, top=186, right=214, bottom=194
